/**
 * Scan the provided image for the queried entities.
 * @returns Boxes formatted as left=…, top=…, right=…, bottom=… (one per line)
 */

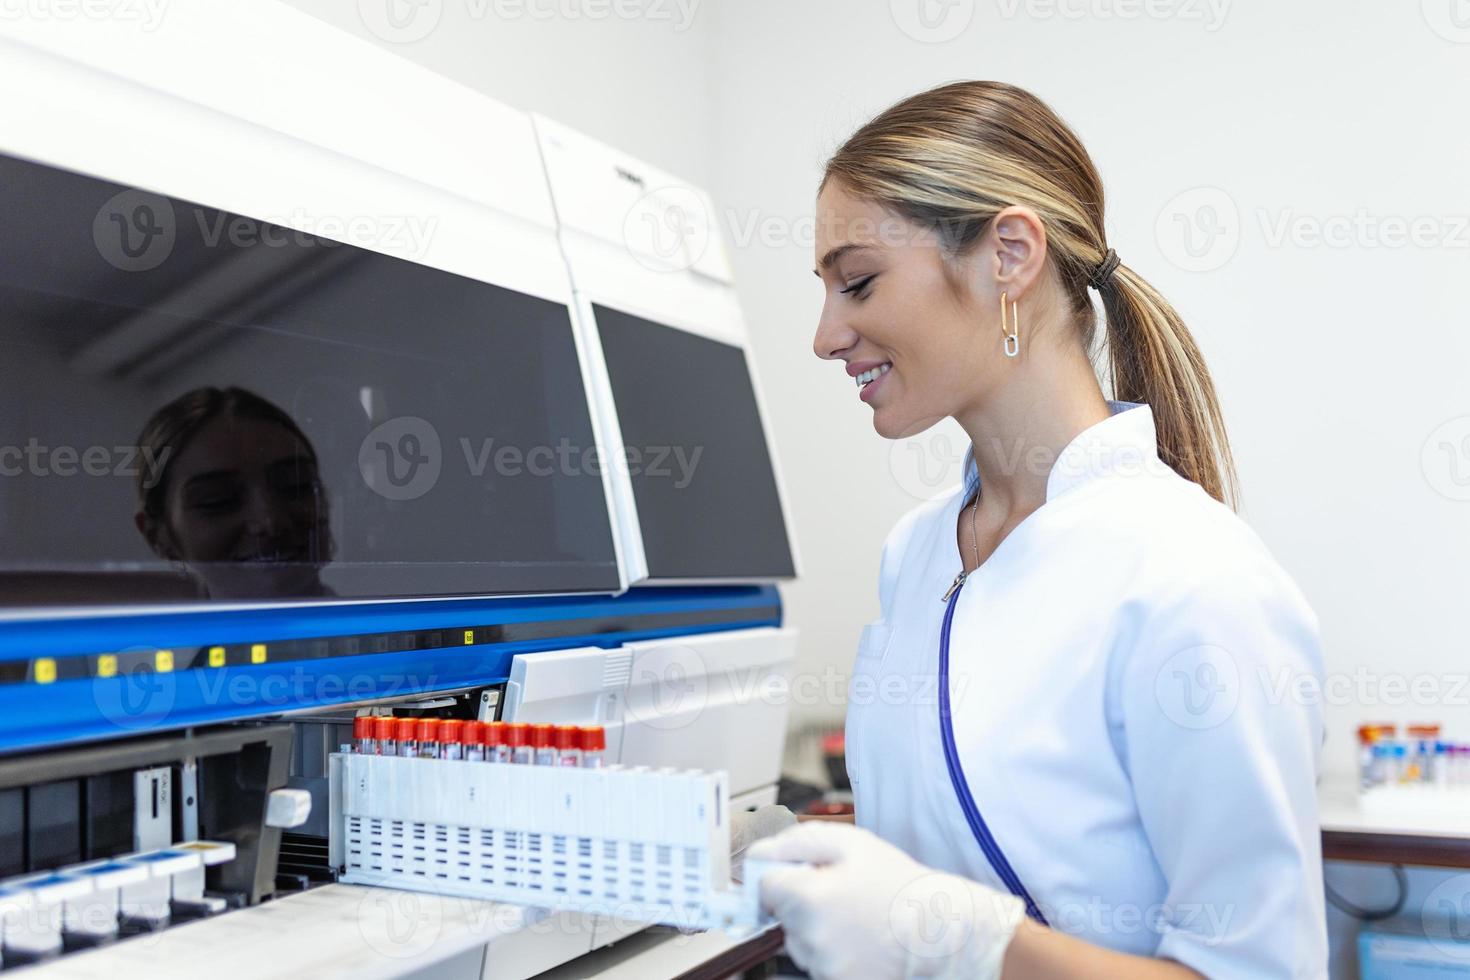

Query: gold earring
left=1000, top=291, right=1019, bottom=358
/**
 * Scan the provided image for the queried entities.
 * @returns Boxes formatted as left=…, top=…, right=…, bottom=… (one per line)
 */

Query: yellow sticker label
left=34, top=658, right=56, bottom=684
left=250, top=644, right=267, bottom=664
left=155, top=650, right=174, bottom=673
left=208, top=646, right=227, bottom=668
left=96, top=654, right=118, bottom=679
left=463, top=630, right=474, bottom=645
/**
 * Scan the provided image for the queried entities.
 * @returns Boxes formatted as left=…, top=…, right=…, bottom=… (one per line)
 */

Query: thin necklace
left=941, top=493, right=982, bottom=602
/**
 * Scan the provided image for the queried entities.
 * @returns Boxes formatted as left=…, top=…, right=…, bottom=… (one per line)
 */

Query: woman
left=747, top=82, right=1326, bottom=979
left=134, top=386, right=335, bottom=600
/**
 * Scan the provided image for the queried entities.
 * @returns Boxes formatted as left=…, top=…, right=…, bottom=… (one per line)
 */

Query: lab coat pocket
left=854, top=622, right=895, bottom=668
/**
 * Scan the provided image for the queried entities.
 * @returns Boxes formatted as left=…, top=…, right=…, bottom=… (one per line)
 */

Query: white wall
left=701, top=0, right=1470, bottom=782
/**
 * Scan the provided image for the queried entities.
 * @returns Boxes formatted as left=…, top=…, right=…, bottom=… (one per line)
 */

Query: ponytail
left=1098, top=265, right=1237, bottom=507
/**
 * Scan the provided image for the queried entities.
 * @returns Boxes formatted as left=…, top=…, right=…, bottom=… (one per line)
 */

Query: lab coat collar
left=963, top=401, right=1163, bottom=504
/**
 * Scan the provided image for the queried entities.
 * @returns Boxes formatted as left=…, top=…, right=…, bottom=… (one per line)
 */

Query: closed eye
left=839, top=274, right=876, bottom=297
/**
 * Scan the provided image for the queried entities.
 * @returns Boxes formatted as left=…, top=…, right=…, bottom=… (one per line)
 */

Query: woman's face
left=811, top=183, right=1005, bottom=440
left=149, top=413, right=331, bottom=597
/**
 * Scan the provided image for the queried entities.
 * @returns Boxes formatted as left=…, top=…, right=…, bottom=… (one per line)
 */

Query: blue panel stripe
left=0, top=586, right=782, bottom=754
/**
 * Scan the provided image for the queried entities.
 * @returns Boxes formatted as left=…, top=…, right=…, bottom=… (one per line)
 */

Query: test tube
left=507, top=723, right=533, bottom=765
left=463, top=721, right=486, bottom=762
left=394, top=718, right=418, bottom=758
left=416, top=719, right=442, bottom=760
left=439, top=720, right=465, bottom=760
left=554, top=726, right=581, bottom=766
left=580, top=726, right=606, bottom=768
left=487, top=722, right=511, bottom=763
left=531, top=724, right=557, bottom=765
left=353, top=716, right=376, bottom=755
left=374, top=716, right=397, bottom=756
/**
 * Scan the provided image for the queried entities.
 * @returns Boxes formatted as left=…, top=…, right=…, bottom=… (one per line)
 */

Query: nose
left=240, top=482, right=282, bottom=538
left=813, top=300, right=859, bottom=362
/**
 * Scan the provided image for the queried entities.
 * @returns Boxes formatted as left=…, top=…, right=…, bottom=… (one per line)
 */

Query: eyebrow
left=814, top=243, right=872, bottom=276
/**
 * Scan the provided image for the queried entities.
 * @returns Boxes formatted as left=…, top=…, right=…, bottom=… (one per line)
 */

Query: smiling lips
left=851, top=361, right=891, bottom=403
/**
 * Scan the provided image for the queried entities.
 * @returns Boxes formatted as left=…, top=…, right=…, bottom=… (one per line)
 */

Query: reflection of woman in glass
left=133, top=387, right=335, bottom=599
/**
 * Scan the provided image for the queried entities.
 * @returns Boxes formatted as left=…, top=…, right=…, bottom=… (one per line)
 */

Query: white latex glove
left=748, top=822, right=1026, bottom=980
left=728, top=804, right=797, bottom=884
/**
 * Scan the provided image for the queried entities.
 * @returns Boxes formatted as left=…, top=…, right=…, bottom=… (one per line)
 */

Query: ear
left=986, top=205, right=1048, bottom=298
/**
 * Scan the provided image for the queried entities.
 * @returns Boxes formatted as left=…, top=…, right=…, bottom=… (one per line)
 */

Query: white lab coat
left=845, top=403, right=1327, bottom=979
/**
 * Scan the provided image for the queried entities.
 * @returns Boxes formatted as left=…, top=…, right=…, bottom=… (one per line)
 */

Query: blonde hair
left=823, top=81, right=1238, bottom=507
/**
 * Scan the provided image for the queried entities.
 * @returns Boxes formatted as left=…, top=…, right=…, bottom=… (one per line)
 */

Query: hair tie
left=1088, top=248, right=1120, bottom=291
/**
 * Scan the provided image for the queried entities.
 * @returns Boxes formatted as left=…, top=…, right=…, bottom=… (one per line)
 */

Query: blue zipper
left=938, top=577, right=1049, bottom=925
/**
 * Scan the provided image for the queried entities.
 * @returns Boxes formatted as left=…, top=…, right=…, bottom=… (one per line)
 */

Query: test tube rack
left=327, top=754, right=765, bottom=933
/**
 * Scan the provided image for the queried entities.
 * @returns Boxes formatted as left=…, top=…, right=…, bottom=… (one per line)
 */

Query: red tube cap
left=394, top=718, right=417, bottom=741
left=553, top=725, right=579, bottom=751
left=373, top=716, right=396, bottom=740
left=504, top=723, right=529, bottom=747
left=353, top=716, right=374, bottom=739
left=463, top=721, right=486, bottom=746
left=439, top=719, right=465, bottom=744
left=579, top=726, right=606, bottom=752
left=530, top=723, right=554, bottom=749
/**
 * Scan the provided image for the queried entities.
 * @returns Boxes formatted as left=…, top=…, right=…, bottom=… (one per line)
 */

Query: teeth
left=855, top=363, right=892, bottom=387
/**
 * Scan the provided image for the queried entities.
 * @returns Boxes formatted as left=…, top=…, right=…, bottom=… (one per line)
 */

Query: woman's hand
left=728, top=804, right=797, bottom=883
left=747, top=822, right=1025, bottom=980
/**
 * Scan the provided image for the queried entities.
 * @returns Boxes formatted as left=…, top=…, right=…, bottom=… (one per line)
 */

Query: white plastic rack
left=327, top=754, right=767, bottom=933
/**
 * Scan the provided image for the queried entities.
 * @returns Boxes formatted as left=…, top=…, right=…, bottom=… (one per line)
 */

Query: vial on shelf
left=580, top=726, right=606, bottom=768
left=463, top=721, right=486, bottom=761
left=486, top=722, right=511, bottom=763
left=507, top=723, right=533, bottom=765
left=531, top=724, right=557, bottom=765
left=416, top=719, right=442, bottom=760
left=375, top=716, right=397, bottom=757
left=439, top=720, right=465, bottom=760
left=394, top=718, right=418, bottom=758
left=554, top=726, right=581, bottom=766
left=352, top=716, right=375, bottom=754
